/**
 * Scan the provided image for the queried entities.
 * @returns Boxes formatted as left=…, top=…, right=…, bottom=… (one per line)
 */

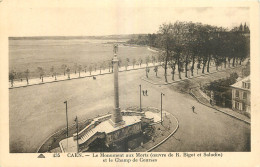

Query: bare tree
left=132, top=58, right=136, bottom=68
left=9, top=70, right=16, bottom=87
left=78, top=65, right=82, bottom=77
left=50, top=66, right=57, bottom=80
left=24, top=69, right=30, bottom=85
left=61, top=64, right=67, bottom=76
left=145, top=67, right=150, bottom=78
left=88, top=65, right=92, bottom=75
left=74, top=63, right=78, bottom=74
left=138, top=57, right=143, bottom=67
left=37, top=67, right=44, bottom=82
left=84, top=65, right=87, bottom=73
left=66, top=67, right=71, bottom=79
left=154, top=66, right=158, bottom=77
left=145, top=55, right=150, bottom=66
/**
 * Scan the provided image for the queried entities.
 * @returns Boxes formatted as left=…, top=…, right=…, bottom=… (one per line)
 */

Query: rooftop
left=231, top=76, right=250, bottom=91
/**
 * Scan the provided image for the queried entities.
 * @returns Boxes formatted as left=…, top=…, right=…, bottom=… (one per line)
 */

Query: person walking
left=142, top=90, right=145, bottom=96
left=192, top=106, right=195, bottom=113
left=145, top=90, right=148, bottom=96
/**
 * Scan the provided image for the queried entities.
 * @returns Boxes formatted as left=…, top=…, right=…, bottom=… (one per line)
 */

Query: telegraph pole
left=75, top=116, right=79, bottom=153
left=64, top=101, right=69, bottom=149
left=161, top=93, right=165, bottom=125
left=139, top=84, right=142, bottom=112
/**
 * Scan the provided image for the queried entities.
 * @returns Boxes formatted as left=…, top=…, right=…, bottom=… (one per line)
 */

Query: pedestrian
left=192, top=106, right=195, bottom=113
left=145, top=90, right=148, bottom=96
left=142, top=90, right=145, bottom=96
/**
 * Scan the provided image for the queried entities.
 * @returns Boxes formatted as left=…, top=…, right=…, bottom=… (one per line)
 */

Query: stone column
left=111, top=54, right=123, bottom=125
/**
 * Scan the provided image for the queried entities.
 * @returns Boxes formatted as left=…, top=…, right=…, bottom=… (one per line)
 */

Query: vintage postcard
left=0, top=0, right=259, bottom=166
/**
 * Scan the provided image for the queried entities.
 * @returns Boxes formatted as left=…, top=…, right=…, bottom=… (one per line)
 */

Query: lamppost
left=139, top=84, right=142, bottom=112
left=74, top=116, right=79, bottom=153
left=64, top=101, right=69, bottom=149
left=161, top=93, right=165, bottom=125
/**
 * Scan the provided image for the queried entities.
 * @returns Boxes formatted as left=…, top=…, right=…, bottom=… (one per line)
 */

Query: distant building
left=230, top=76, right=250, bottom=113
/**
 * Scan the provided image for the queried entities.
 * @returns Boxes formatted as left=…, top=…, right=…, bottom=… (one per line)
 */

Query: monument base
left=108, top=119, right=125, bottom=128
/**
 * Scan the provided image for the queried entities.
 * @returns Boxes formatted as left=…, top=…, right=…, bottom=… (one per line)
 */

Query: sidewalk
left=190, top=87, right=250, bottom=124
left=141, top=65, right=244, bottom=86
left=9, top=62, right=160, bottom=89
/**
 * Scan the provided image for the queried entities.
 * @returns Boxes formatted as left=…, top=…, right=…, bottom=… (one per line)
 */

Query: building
left=230, top=76, right=250, bottom=113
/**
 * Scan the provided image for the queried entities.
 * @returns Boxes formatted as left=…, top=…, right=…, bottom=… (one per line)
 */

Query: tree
left=66, top=67, right=71, bottom=79
left=138, top=58, right=143, bottom=67
left=151, top=55, right=156, bottom=65
left=118, top=58, right=122, bottom=68
left=50, top=66, right=57, bottom=80
left=16, top=72, right=22, bottom=82
left=168, top=52, right=177, bottom=80
left=169, top=21, right=186, bottom=80
left=94, top=63, right=97, bottom=72
left=74, top=63, right=78, bottom=74
left=78, top=65, right=82, bottom=77
left=132, top=58, right=136, bottom=68
left=24, top=69, right=30, bottom=85
left=108, top=60, right=112, bottom=72
left=145, top=55, right=150, bottom=66
left=125, top=58, right=130, bottom=70
left=154, top=66, right=158, bottom=77
left=148, top=33, right=157, bottom=48
left=9, top=70, right=15, bottom=87
left=61, top=64, right=67, bottom=76
left=84, top=65, right=87, bottom=73
left=99, top=62, right=104, bottom=74
left=157, top=23, right=174, bottom=82
left=145, top=67, right=150, bottom=78
left=37, top=67, right=44, bottom=82
left=111, top=59, right=114, bottom=72
left=88, top=65, right=92, bottom=75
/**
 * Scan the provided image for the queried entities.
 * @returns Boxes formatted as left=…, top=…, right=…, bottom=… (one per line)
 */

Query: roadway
left=9, top=67, right=250, bottom=152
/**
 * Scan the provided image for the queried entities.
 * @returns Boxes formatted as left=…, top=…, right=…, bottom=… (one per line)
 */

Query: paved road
left=9, top=67, right=250, bottom=152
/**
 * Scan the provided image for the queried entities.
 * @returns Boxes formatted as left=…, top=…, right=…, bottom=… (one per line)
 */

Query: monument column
left=110, top=44, right=124, bottom=126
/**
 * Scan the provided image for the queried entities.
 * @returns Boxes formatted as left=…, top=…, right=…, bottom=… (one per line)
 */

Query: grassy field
left=9, top=39, right=157, bottom=79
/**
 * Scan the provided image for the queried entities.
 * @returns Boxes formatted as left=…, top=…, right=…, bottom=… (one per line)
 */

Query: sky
left=3, top=1, right=250, bottom=37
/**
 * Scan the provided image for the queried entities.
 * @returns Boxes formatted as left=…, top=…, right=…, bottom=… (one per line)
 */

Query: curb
left=36, top=118, right=92, bottom=153
left=146, top=112, right=179, bottom=152
left=141, top=65, right=244, bottom=86
left=189, top=91, right=250, bottom=125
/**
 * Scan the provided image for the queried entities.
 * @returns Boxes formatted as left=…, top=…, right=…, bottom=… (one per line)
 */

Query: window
left=247, top=83, right=250, bottom=89
left=235, top=102, right=240, bottom=110
left=235, top=90, right=239, bottom=98
left=243, top=92, right=247, bottom=99
left=242, top=103, right=246, bottom=111
left=243, top=82, right=251, bottom=89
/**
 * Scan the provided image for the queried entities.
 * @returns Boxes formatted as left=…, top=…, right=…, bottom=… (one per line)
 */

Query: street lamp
left=74, top=116, right=79, bottom=153
left=64, top=101, right=69, bottom=150
left=139, top=84, right=142, bottom=112
left=161, top=93, right=165, bottom=125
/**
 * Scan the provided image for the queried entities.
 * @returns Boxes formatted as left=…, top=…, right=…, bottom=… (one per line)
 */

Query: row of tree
left=128, top=22, right=250, bottom=82
left=9, top=55, right=158, bottom=86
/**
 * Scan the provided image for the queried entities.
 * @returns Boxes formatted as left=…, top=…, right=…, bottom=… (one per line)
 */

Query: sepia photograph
left=1, top=0, right=260, bottom=166
left=7, top=6, right=251, bottom=153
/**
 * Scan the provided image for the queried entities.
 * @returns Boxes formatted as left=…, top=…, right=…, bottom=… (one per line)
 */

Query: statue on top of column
left=113, top=44, right=118, bottom=55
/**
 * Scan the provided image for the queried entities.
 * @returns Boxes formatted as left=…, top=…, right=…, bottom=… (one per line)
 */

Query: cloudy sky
left=4, top=1, right=250, bottom=36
